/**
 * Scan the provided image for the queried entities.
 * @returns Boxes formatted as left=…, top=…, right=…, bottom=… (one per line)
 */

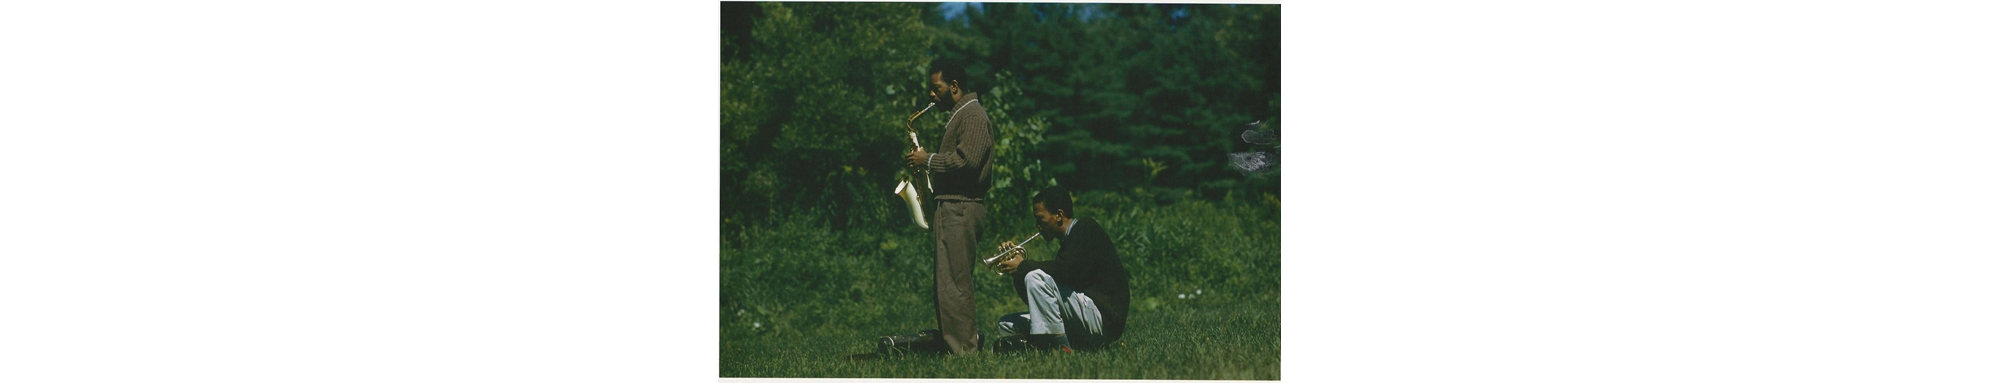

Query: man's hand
left=994, top=240, right=1024, bottom=274
left=904, top=147, right=929, bottom=168
left=998, top=254, right=1023, bottom=275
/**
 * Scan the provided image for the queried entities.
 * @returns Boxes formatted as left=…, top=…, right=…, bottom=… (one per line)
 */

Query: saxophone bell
left=894, top=180, right=929, bottom=230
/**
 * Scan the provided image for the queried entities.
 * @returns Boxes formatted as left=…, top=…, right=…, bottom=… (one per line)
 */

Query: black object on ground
left=866, top=329, right=986, bottom=357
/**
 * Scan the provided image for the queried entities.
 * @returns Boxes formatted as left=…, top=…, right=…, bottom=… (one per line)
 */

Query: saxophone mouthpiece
left=907, top=103, right=936, bottom=135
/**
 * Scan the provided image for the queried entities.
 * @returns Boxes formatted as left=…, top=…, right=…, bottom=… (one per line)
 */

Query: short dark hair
left=1032, top=185, right=1074, bottom=218
left=928, top=60, right=973, bottom=92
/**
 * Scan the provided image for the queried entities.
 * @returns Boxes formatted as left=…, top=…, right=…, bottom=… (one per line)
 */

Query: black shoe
left=1027, top=334, right=1071, bottom=353
left=994, top=336, right=1031, bottom=353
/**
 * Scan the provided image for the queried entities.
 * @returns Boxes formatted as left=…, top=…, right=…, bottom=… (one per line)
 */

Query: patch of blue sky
left=942, top=3, right=1112, bottom=22
left=938, top=2, right=983, bottom=21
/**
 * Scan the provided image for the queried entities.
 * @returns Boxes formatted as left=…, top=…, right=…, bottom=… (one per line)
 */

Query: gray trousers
left=932, top=199, right=983, bottom=355
left=997, top=269, right=1106, bottom=347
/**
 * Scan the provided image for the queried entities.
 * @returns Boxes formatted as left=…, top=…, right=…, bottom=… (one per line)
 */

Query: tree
left=936, top=4, right=1281, bottom=198
left=721, top=3, right=934, bottom=229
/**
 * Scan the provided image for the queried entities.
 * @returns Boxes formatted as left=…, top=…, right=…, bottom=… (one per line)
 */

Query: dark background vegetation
left=720, top=3, right=1281, bottom=378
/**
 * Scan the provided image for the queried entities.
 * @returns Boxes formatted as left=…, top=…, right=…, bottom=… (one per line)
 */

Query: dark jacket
left=1014, top=218, right=1131, bottom=346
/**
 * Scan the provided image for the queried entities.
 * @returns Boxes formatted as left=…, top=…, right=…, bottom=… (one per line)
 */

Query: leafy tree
left=721, top=2, right=934, bottom=232
left=935, top=4, right=1280, bottom=199
left=720, top=3, right=1282, bottom=233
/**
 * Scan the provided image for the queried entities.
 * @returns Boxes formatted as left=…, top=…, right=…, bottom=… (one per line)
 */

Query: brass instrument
left=893, top=103, right=936, bottom=229
left=983, top=232, right=1041, bottom=276
left=894, top=180, right=928, bottom=229
left=906, top=102, right=935, bottom=192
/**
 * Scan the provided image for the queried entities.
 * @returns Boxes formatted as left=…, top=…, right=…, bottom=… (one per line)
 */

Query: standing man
left=905, top=60, right=994, bottom=356
left=993, top=185, right=1131, bottom=352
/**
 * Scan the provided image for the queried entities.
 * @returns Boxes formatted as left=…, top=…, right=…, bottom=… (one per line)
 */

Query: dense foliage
left=930, top=3, right=1282, bottom=195
left=722, top=2, right=937, bottom=231
left=722, top=3, right=1281, bottom=233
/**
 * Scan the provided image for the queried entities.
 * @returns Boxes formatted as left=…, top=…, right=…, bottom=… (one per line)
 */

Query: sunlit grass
left=721, top=189, right=1280, bottom=379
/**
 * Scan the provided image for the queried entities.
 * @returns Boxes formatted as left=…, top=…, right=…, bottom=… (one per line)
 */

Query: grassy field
left=722, top=299, right=1280, bottom=379
left=721, top=189, right=1281, bottom=379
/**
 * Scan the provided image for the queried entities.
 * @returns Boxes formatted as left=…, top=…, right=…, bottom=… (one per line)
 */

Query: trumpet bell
left=982, top=232, right=1040, bottom=276
left=894, top=180, right=930, bottom=230
left=983, top=250, right=1021, bottom=275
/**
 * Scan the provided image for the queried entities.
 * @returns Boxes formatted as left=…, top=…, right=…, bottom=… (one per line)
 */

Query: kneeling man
left=993, top=185, right=1130, bottom=352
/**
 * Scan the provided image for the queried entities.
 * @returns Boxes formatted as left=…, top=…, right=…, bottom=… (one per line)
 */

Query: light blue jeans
left=996, top=269, right=1105, bottom=345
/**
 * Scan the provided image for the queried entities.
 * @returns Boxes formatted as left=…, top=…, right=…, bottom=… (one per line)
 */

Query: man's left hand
left=905, top=148, right=929, bottom=168
left=997, top=255, right=1023, bottom=275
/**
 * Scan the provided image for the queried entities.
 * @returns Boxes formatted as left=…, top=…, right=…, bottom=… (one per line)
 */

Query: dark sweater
left=1014, top=218, right=1131, bottom=345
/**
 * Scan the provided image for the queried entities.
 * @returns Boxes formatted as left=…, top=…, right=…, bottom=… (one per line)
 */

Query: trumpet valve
left=985, top=247, right=1020, bottom=266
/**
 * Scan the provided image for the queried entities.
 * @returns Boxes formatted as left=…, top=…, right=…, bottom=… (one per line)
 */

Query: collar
left=944, top=93, right=981, bottom=129
left=1063, top=219, right=1077, bottom=237
left=950, top=92, right=980, bottom=114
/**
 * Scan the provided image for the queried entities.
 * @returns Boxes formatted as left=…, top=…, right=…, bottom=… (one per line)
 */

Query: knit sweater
left=924, top=93, right=994, bottom=201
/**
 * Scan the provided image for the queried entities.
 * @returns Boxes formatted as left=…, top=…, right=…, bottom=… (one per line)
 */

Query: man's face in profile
left=928, top=72, right=953, bottom=106
left=1032, top=202, right=1064, bottom=238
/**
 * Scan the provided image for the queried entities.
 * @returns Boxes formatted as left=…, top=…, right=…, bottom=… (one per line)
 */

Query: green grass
left=721, top=189, right=1281, bottom=379
left=721, top=299, right=1280, bottom=379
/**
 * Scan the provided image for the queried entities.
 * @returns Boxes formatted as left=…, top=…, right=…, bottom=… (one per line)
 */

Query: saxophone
left=893, top=103, right=936, bottom=229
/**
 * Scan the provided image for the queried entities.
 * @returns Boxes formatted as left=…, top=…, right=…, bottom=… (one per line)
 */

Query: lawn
left=721, top=298, right=1280, bottom=379
left=721, top=189, right=1281, bottom=379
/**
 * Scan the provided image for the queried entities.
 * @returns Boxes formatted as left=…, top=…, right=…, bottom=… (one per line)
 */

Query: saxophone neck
left=906, top=103, right=935, bottom=128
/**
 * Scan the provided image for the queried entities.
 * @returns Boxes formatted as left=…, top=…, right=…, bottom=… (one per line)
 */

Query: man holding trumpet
left=901, top=60, right=994, bottom=356
left=991, top=185, right=1131, bottom=352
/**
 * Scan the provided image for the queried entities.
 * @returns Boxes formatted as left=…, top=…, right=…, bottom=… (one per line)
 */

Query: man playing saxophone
left=902, top=60, right=994, bottom=356
left=992, top=185, right=1131, bottom=353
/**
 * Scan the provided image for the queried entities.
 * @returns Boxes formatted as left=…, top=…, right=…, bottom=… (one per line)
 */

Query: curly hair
left=928, top=60, right=974, bottom=93
left=1032, top=185, right=1074, bottom=218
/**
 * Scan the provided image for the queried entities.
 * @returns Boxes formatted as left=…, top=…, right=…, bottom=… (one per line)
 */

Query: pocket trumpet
left=983, top=232, right=1041, bottom=276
